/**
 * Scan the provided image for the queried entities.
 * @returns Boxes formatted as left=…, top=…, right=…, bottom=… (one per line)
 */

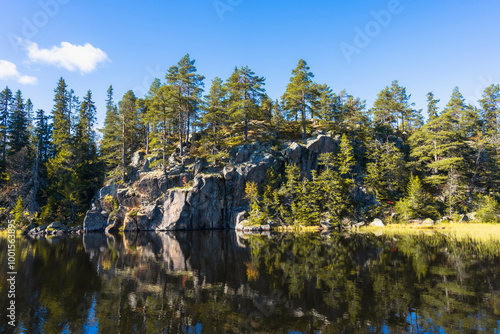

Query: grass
left=0, top=229, right=23, bottom=237
left=363, top=223, right=500, bottom=243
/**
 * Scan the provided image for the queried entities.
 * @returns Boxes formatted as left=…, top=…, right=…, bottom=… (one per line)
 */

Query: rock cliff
left=83, top=135, right=340, bottom=232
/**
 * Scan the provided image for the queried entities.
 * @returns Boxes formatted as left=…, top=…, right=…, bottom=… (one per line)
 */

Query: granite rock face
left=83, top=135, right=344, bottom=231
left=83, top=210, right=108, bottom=231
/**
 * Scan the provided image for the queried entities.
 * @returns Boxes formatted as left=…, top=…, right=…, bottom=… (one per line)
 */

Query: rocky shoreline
left=22, top=221, right=83, bottom=237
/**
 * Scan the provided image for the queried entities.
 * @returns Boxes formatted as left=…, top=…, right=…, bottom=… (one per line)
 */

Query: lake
left=1, top=231, right=500, bottom=333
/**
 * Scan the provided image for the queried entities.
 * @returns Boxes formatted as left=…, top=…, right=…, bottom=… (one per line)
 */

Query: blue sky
left=1, top=0, right=499, bottom=127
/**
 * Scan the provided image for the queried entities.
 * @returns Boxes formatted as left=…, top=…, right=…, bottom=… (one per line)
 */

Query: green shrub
left=476, top=195, right=500, bottom=223
left=207, top=152, right=230, bottom=165
left=12, top=197, right=29, bottom=226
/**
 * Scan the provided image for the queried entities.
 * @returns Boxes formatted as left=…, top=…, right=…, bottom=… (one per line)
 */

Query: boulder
left=141, top=158, right=151, bottom=173
left=168, top=153, right=178, bottom=167
left=283, top=142, right=306, bottom=165
left=123, top=214, right=138, bottom=232
left=51, top=230, right=66, bottom=237
left=235, top=211, right=249, bottom=231
left=121, top=196, right=141, bottom=208
left=168, top=164, right=184, bottom=176
left=467, top=212, right=477, bottom=221
left=422, top=218, right=435, bottom=226
left=193, top=158, right=206, bottom=176
left=369, top=218, right=385, bottom=227
left=47, top=222, right=67, bottom=231
left=320, top=220, right=333, bottom=230
left=104, top=206, right=127, bottom=233
left=105, top=218, right=121, bottom=233
left=233, top=143, right=260, bottom=164
left=22, top=223, right=37, bottom=235
left=306, top=135, right=337, bottom=154
left=182, top=156, right=196, bottom=165
left=459, top=214, right=470, bottom=223
left=131, top=151, right=145, bottom=168
left=29, top=224, right=47, bottom=235
left=83, top=210, right=108, bottom=231
left=136, top=213, right=150, bottom=231
left=136, top=170, right=169, bottom=202
left=98, top=182, right=117, bottom=202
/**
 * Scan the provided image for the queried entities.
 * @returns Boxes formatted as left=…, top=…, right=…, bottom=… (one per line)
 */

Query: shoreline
left=4, top=222, right=500, bottom=242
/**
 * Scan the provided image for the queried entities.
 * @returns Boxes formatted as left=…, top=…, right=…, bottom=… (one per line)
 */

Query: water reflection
left=0, top=231, right=499, bottom=333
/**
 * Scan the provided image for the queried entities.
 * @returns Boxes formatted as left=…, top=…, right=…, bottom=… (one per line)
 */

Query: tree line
left=1, top=54, right=499, bottom=226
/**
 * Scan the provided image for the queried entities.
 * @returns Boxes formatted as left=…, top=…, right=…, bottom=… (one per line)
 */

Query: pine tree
left=279, top=163, right=301, bottom=224
left=259, top=94, right=273, bottom=123
left=12, top=196, right=28, bottom=225
left=427, top=92, right=440, bottom=121
left=52, top=78, right=71, bottom=152
left=317, top=134, right=356, bottom=225
left=479, top=84, right=500, bottom=136
left=271, top=99, right=284, bottom=140
left=410, top=88, right=473, bottom=215
left=333, top=90, right=371, bottom=150
left=46, top=146, right=80, bottom=222
left=336, top=134, right=355, bottom=177
left=281, top=59, right=317, bottom=140
left=77, top=90, right=97, bottom=150
left=440, top=86, right=478, bottom=135
left=34, top=109, right=51, bottom=162
left=74, top=90, right=101, bottom=210
left=118, top=90, right=138, bottom=181
left=67, top=89, right=79, bottom=137
left=316, top=84, right=338, bottom=126
left=146, top=84, right=176, bottom=174
left=225, top=66, right=266, bottom=141
left=177, top=54, right=205, bottom=141
left=201, top=77, right=228, bottom=153
left=166, top=55, right=205, bottom=155
left=294, top=171, right=322, bottom=225
left=395, top=174, right=438, bottom=221
left=100, top=85, right=121, bottom=170
left=135, top=98, right=149, bottom=154
left=141, top=78, right=162, bottom=155
left=371, top=81, right=421, bottom=138
left=366, top=141, right=408, bottom=208
left=25, top=98, right=34, bottom=140
left=166, top=64, right=186, bottom=155
left=0, top=87, right=13, bottom=167
left=8, top=90, right=29, bottom=155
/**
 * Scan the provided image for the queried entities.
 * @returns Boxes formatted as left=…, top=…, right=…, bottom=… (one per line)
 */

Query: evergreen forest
left=2, top=55, right=500, bottom=227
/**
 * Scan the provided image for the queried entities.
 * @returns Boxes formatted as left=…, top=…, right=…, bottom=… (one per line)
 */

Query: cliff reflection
left=1, top=231, right=500, bottom=333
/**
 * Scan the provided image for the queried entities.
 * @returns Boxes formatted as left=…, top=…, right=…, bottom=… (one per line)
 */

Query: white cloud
left=0, top=60, right=38, bottom=85
left=25, top=40, right=109, bottom=74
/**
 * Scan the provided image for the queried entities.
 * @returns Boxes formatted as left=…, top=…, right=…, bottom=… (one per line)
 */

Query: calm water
left=1, top=231, right=500, bottom=333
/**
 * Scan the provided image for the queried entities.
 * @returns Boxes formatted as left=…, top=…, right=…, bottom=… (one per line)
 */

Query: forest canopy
left=1, top=55, right=499, bottom=226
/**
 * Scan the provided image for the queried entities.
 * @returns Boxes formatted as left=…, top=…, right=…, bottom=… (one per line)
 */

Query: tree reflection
left=1, top=231, right=499, bottom=333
